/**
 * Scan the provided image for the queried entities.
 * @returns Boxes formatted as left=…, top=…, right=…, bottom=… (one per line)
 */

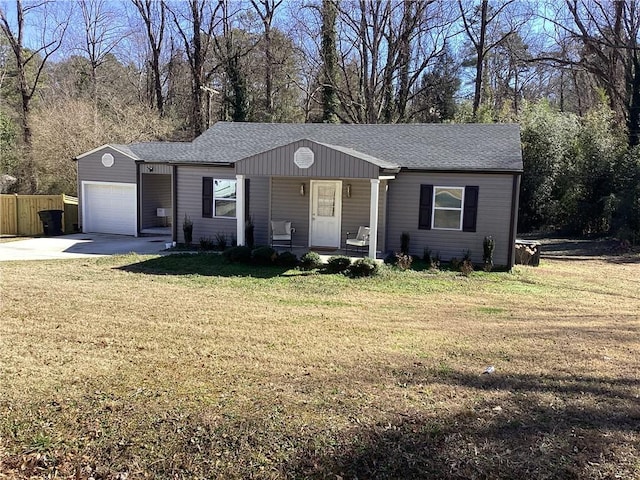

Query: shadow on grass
left=289, top=368, right=640, bottom=479
left=117, top=253, right=292, bottom=279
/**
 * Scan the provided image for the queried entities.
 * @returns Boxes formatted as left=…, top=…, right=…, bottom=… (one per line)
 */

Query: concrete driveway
left=0, top=233, right=172, bottom=261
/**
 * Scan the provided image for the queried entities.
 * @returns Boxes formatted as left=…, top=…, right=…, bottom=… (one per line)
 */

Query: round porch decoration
left=101, top=153, right=115, bottom=167
left=294, top=147, right=314, bottom=169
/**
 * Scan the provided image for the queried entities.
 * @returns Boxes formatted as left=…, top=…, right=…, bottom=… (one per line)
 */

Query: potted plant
left=183, top=214, right=193, bottom=245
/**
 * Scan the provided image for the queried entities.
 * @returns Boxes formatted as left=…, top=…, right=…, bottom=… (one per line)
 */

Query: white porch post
left=236, top=174, right=245, bottom=246
left=369, top=178, right=380, bottom=258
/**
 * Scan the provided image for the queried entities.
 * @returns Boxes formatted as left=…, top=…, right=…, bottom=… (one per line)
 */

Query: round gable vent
left=294, top=147, right=314, bottom=169
left=101, top=153, right=114, bottom=167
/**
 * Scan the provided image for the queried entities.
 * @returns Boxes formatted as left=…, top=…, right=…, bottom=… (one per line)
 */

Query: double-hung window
left=213, top=179, right=236, bottom=217
left=202, top=177, right=237, bottom=218
left=433, top=186, right=464, bottom=230
left=419, top=184, right=479, bottom=232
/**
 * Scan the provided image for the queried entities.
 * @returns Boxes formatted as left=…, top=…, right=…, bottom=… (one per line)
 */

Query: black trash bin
left=38, top=209, right=64, bottom=236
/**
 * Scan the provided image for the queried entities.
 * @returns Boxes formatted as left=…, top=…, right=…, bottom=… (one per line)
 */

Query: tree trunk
left=321, top=0, right=339, bottom=123
left=472, top=0, right=488, bottom=119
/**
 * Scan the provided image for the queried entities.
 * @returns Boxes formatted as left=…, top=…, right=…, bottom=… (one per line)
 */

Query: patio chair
left=271, top=220, right=295, bottom=249
left=345, top=226, right=370, bottom=255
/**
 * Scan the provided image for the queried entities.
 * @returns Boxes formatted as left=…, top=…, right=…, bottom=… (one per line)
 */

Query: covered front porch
left=232, top=138, right=399, bottom=259
left=236, top=176, right=388, bottom=258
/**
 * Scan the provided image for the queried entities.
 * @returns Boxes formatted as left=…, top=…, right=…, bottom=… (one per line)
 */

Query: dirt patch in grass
left=1, top=253, right=639, bottom=479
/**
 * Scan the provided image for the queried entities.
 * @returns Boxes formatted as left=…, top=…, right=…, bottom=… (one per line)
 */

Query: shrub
left=383, top=252, right=396, bottom=265
left=252, top=246, right=278, bottom=265
left=346, top=257, right=379, bottom=277
left=462, top=250, right=472, bottom=262
left=300, top=251, right=323, bottom=271
left=460, top=259, right=474, bottom=276
left=222, top=245, right=252, bottom=263
left=400, top=232, right=410, bottom=254
left=215, top=233, right=228, bottom=251
left=450, top=257, right=460, bottom=270
left=245, top=217, right=255, bottom=250
left=277, top=251, right=299, bottom=267
left=423, top=248, right=440, bottom=270
left=326, top=255, right=351, bottom=273
left=483, top=236, right=495, bottom=272
left=394, top=253, right=413, bottom=270
left=199, top=237, right=215, bottom=251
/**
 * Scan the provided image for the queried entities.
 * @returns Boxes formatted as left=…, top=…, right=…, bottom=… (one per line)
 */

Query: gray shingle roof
left=128, top=122, right=523, bottom=172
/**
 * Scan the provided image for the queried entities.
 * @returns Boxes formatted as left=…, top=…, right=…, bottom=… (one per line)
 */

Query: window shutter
left=418, top=184, right=433, bottom=230
left=463, top=186, right=479, bottom=232
left=202, top=177, right=213, bottom=218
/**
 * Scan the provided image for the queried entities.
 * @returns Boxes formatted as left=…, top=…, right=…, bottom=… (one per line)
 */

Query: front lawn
left=1, top=253, right=639, bottom=478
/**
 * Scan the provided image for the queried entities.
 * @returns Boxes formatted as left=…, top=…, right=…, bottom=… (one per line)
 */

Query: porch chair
left=345, top=226, right=370, bottom=255
left=271, top=220, right=295, bottom=249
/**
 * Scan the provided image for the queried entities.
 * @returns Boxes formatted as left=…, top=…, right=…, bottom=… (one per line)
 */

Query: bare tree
left=539, top=0, right=640, bottom=145
left=131, top=0, right=167, bottom=116
left=250, top=0, right=283, bottom=122
left=0, top=0, right=69, bottom=192
left=458, top=0, right=524, bottom=119
left=76, top=0, right=129, bottom=130
left=167, top=0, right=223, bottom=136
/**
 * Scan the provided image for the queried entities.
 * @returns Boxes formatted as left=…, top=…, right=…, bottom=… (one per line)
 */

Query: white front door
left=310, top=180, right=342, bottom=247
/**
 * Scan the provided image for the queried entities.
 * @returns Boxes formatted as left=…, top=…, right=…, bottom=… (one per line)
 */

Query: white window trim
left=213, top=178, right=237, bottom=219
left=432, top=186, right=465, bottom=231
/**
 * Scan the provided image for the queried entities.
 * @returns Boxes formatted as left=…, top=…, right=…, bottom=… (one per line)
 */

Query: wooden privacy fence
left=0, top=194, right=79, bottom=236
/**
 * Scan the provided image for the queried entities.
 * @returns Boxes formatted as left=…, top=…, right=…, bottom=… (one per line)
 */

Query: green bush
left=346, top=257, right=379, bottom=277
left=300, top=251, right=323, bottom=271
left=277, top=251, right=299, bottom=267
left=199, top=237, right=215, bottom=251
left=252, top=246, right=278, bottom=265
left=215, top=233, right=228, bottom=251
left=383, top=252, right=396, bottom=265
left=326, top=255, right=351, bottom=273
left=222, top=245, right=252, bottom=263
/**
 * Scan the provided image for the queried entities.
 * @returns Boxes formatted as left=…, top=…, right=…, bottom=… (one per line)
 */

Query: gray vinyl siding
left=341, top=179, right=386, bottom=252
left=271, top=178, right=310, bottom=247
left=271, top=178, right=387, bottom=251
left=248, top=176, right=270, bottom=246
left=141, top=174, right=172, bottom=228
left=141, top=163, right=171, bottom=175
left=77, top=148, right=137, bottom=229
left=175, top=165, right=237, bottom=243
left=386, top=172, right=515, bottom=266
left=236, top=139, right=380, bottom=179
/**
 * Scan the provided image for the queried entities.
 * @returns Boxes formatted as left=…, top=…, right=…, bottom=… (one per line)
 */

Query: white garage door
left=83, top=182, right=137, bottom=235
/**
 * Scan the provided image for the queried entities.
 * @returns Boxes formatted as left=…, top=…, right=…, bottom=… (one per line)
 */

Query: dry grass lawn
left=0, top=252, right=639, bottom=479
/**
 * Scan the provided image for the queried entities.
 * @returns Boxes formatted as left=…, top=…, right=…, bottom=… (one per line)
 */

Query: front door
left=310, top=180, right=342, bottom=247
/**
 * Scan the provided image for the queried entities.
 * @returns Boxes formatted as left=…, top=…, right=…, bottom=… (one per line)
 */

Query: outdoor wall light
left=147, top=165, right=154, bottom=172
left=300, top=183, right=305, bottom=196
left=346, top=184, right=352, bottom=198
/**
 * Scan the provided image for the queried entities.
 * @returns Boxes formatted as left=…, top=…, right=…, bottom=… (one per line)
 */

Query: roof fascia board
left=402, top=167, right=523, bottom=174
left=74, top=144, right=139, bottom=161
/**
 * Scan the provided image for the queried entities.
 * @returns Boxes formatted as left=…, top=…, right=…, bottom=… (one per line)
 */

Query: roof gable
left=235, top=138, right=399, bottom=178
left=74, top=144, right=139, bottom=161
